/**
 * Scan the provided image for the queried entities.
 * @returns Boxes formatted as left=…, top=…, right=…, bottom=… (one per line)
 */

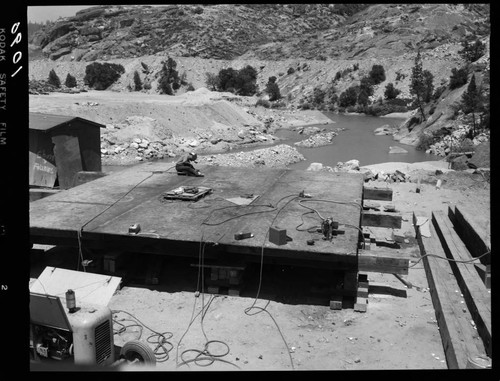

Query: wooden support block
left=364, top=238, right=371, bottom=250
left=357, top=287, right=369, bottom=298
left=228, top=288, right=240, bottom=297
left=207, top=286, right=219, bottom=294
left=363, top=186, right=393, bottom=201
left=432, top=210, right=491, bottom=356
left=362, top=210, right=402, bottom=229
left=104, top=251, right=124, bottom=274
left=210, top=272, right=219, bottom=281
left=229, top=273, right=243, bottom=285
left=145, top=255, right=164, bottom=285
left=357, top=249, right=410, bottom=275
left=358, top=273, right=368, bottom=283
left=354, top=298, right=367, bottom=312
left=219, top=269, right=228, bottom=279
left=329, top=296, right=343, bottom=310
left=229, top=270, right=240, bottom=278
left=358, top=281, right=369, bottom=289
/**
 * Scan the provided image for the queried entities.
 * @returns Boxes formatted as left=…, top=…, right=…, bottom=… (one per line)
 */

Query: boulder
left=307, top=162, right=324, bottom=172
left=335, top=159, right=360, bottom=172
left=373, top=124, right=393, bottom=135
left=389, top=146, right=408, bottom=154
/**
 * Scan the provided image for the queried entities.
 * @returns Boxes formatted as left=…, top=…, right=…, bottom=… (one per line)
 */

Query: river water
left=103, top=113, right=439, bottom=173
left=272, top=113, right=438, bottom=169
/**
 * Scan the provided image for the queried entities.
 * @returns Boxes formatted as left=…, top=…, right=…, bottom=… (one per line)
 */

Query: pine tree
left=133, top=70, right=142, bottom=91
left=265, top=76, right=281, bottom=101
left=409, top=50, right=427, bottom=121
left=48, top=69, right=61, bottom=88
left=64, top=73, right=77, bottom=88
left=461, top=74, right=483, bottom=137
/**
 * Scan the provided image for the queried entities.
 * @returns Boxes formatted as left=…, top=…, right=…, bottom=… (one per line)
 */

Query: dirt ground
left=30, top=166, right=489, bottom=371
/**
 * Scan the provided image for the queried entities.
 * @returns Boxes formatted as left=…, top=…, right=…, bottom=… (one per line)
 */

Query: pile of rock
left=197, top=144, right=305, bottom=168
left=295, top=131, right=339, bottom=148
left=29, top=80, right=58, bottom=95
left=100, top=136, right=176, bottom=161
left=425, top=126, right=489, bottom=157
left=373, top=124, right=397, bottom=136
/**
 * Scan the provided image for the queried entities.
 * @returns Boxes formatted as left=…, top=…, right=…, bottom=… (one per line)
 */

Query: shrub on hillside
left=449, top=67, right=468, bottom=90
left=459, top=38, right=486, bottom=63
left=338, top=87, right=358, bottom=108
left=157, top=57, right=181, bottom=95
left=365, top=103, right=408, bottom=117
left=287, top=67, right=295, bottom=75
left=256, top=99, right=271, bottom=108
left=48, top=69, right=61, bottom=88
left=271, top=100, right=286, bottom=109
left=369, top=64, right=386, bottom=85
left=84, top=62, right=125, bottom=90
left=64, top=73, right=77, bottom=88
left=384, top=83, right=401, bottom=100
left=216, top=65, right=257, bottom=96
left=432, top=85, right=447, bottom=100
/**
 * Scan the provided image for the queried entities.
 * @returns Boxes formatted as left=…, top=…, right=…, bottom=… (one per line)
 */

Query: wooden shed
left=29, top=112, right=104, bottom=189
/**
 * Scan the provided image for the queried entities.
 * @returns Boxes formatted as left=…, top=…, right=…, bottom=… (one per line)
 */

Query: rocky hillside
left=29, top=4, right=489, bottom=62
left=28, top=4, right=490, bottom=158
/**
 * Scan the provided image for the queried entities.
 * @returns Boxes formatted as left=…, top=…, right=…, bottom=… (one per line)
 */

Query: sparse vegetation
left=157, top=57, right=181, bottom=95
left=410, top=50, right=434, bottom=120
left=48, top=69, right=61, bottom=88
left=384, top=83, right=401, bottom=100
left=265, top=76, right=281, bottom=101
left=459, top=38, right=486, bottom=63
left=449, top=67, right=468, bottom=90
left=369, top=64, right=386, bottom=85
left=84, top=62, right=125, bottom=90
left=215, top=65, right=258, bottom=96
left=64, top=73, right=77, bottom=88
left=338, top=87, right=358, bottom=108
left=133, top=70, right=142, bottom=91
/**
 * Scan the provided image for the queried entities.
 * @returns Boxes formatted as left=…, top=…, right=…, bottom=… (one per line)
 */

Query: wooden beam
left=413, top=212, right=487, bottom=369
left=449, top=206, right=490, bottom=265
left=361, top=210, right=402, bottom=229
left=363, top=186, right=393, bottom=201
left=357, top=249, right=409, bottom=275
left=431, top=210, right=491, bottom=357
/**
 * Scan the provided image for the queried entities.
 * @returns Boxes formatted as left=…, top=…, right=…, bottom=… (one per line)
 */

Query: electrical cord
left=243, top=195, right=299, bottom=370
left=76, top=169, right=165, bottom=271
left=112, top=309, right=174, bottom=363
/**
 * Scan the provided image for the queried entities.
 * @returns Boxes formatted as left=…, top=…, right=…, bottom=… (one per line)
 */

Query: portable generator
left=29, top=267, right=156, bottom=369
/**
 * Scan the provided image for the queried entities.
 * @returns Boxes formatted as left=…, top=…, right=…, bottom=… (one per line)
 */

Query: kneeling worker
left=176, top=152, right=204, bottom=177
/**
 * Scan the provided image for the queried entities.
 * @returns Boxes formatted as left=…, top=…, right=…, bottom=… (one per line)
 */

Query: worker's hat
left=190, top=152, right=198, bottom=160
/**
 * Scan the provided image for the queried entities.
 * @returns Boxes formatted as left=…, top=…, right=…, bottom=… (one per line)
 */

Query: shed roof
left=29, top=112, right=104, bottom=132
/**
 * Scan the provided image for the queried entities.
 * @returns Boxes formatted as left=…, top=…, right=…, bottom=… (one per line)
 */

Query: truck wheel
left=120, top=340, right=156, bottom=366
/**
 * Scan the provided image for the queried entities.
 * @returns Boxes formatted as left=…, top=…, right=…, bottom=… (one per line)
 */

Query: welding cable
left=408, top=250, right=491, bottom=268
left=175, top=232, right=238, bottom=370
left=297, top=198, right=363, bottom=222
left=243, top=196, right=299, bottom=370
left=111, top=309, right=174, bottom=363
left=76, top=171, right=158, bottom=271
left=295, top=210, right=322, bottom=232
left=200, top=193, right=298, bottom=226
